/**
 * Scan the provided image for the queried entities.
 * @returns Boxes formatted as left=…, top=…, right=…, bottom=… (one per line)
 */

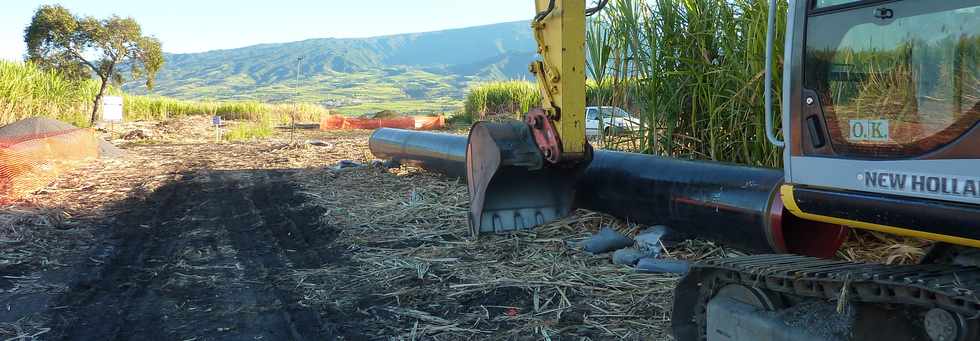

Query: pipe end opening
left=770, top=196, right=848, bottom=258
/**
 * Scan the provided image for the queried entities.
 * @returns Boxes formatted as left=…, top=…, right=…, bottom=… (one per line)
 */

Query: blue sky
left=1, top=0, right=535, bottom=61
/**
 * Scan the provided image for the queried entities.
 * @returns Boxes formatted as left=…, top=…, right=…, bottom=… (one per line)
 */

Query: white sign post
left=102, top=96, right=123, bottom=138
left=102, top=96, right=123, bottom=122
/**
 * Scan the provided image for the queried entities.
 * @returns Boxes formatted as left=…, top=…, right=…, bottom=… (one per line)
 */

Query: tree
left=24, top=5, right=163, bottom=125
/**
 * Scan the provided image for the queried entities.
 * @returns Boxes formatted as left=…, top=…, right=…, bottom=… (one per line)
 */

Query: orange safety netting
left=0, top=128, right=99, bottom=200
left=320, top=115, right=446, bottom=131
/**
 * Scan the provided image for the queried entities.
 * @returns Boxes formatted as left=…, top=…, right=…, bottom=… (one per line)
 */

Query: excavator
left=372, top=0, right=979, bottom=339
left=471, top=0, right=980, bottom=339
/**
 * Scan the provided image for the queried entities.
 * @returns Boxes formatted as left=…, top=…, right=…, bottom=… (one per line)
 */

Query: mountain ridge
left=126, top=20, right=538, bottom=113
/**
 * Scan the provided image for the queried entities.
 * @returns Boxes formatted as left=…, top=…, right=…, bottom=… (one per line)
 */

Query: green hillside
left=125, top=21, right=537, bottom=115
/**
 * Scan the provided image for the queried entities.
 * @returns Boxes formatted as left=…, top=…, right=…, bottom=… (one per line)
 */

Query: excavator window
left=813, top=0, right=863, bottom=9
left=804, top=1, right=980, bottom=158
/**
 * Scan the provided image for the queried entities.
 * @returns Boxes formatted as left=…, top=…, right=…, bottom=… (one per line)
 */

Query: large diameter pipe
left=577, top=151, right=846, bottom=257
left=368, top=128, right=846, bottom=257
left=369, top=128, right=467, bottom=178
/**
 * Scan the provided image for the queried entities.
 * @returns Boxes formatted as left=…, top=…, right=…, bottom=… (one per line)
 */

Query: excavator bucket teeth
left=465, top=120, right=581, bottom=236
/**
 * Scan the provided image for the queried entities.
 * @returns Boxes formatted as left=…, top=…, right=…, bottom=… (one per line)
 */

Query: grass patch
left=223, top=121, right=275, bottom=141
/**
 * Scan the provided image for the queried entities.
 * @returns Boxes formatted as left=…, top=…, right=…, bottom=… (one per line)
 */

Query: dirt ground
left=0, top=117, right=928, bottom=340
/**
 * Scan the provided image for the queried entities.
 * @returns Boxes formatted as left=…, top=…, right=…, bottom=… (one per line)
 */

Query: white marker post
left=212, top=116, right=223, bottom=142
left=102, top=96, right=123, bottom=138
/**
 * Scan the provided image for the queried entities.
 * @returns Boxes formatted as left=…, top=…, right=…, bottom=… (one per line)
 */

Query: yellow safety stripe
left=780, top=185, right=980, bottom=248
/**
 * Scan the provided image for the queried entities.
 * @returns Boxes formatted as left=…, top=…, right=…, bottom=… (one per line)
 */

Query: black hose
left=534, top=0, right=556, bottom=22
left=586, top=0, right=609, bottom=16
left=535, top=0, right=606, bottom=21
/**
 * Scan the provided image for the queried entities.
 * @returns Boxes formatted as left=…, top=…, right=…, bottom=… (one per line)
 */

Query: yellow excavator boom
left=529, top=0, right=588, bottom=160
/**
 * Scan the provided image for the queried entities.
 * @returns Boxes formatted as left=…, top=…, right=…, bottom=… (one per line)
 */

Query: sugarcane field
left=2, top=0, right=977, bottom=340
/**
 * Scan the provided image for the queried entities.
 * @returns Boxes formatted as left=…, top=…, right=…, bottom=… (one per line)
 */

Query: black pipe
left=579, top=151, right=785, bottom=253
left=576, top=150, right=846, bottom=256
left=368, top=128, right=846, bottom=257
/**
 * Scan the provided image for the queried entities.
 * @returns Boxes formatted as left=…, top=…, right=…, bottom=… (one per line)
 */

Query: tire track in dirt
left=46, top=169, right=366, bottom=340
left=48, top=173, right=184, bottom=340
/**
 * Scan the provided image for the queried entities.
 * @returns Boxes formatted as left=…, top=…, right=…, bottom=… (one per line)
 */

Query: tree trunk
left=90, top=76, right=109, bottom=126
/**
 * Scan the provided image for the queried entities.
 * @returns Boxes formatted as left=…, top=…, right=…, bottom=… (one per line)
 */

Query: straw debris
left=837, top=230, right=931, bottom=265
left=294, top=163, right=684, bottom=338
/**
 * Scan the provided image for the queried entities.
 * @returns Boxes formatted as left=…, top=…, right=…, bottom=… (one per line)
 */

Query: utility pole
left=292, top=56, right=303, bottom=141
left=296, top=56, right=303, bottom=91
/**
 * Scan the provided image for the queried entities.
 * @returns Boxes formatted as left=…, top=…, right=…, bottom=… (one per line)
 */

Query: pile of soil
left=0, top=117, right=125, bottom=158
left=120, top=129, right=149, bottom=140
left=0, top=117, right=78, bottom=137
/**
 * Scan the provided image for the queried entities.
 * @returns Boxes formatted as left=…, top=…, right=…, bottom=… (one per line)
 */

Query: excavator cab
left=776, top=0, right=980, bottom=248
left=681, top=1, right=980, bottom=340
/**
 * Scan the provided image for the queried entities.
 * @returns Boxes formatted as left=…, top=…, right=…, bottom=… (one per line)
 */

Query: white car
left=585, top=106, right=640, bottom=137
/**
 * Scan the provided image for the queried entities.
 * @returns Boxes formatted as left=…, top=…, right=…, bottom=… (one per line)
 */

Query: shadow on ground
left=35, top=169, right=376, bottom=340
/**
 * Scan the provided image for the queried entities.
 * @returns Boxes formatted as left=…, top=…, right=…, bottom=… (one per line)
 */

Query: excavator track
left=672, top=254, right=980, bottom=341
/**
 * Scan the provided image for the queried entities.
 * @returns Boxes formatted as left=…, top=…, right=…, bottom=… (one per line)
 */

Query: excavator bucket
left=465, top=120, right=585, bottom=236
